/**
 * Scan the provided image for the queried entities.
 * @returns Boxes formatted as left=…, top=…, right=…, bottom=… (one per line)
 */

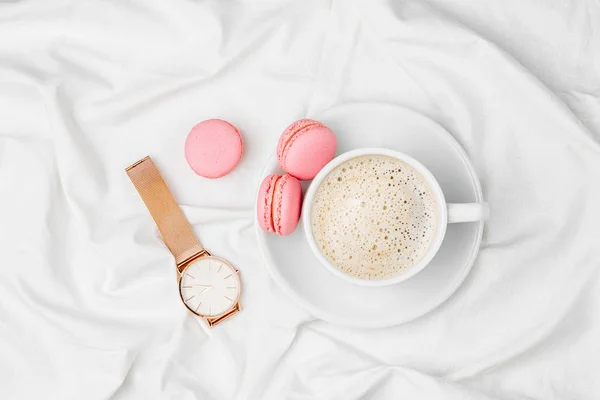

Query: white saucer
left=256, top=104, right=484, bottom=328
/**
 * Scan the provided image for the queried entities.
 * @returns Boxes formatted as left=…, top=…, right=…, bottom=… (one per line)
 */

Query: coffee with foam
left=310, top=155, right=438, bottom=280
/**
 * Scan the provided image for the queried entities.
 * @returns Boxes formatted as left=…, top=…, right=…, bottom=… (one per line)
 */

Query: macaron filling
left=273, top=174, right=288, bottom=234
left=265, top=175, right=282, bottom=233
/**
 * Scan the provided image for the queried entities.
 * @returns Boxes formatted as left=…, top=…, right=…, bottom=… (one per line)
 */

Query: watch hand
left=182, top=285, right=212, bottom=288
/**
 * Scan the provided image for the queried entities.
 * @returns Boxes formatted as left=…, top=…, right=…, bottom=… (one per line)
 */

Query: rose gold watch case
left=177, top=251, right=242, bottom=327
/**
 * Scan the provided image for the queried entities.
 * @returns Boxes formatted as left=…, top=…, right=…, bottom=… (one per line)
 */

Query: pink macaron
left=185, top=119, right=243, bottom=178
left=277, top=119, right=337, bottom=180
left=257, top=174, right=302, bottom=236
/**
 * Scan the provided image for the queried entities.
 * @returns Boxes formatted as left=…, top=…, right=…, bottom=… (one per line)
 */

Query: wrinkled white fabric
left=1, top=0, right=599, bottom=399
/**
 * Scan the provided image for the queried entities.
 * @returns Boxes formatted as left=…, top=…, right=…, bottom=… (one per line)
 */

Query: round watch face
left=178, top=256, right=241, bottom=317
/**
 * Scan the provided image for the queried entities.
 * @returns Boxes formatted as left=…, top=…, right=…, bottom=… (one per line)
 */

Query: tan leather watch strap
left=126, top=156, right=204, bottom=269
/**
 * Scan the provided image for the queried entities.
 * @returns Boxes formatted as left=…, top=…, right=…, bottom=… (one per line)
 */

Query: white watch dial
left=179, top=256, right=240, bottom=317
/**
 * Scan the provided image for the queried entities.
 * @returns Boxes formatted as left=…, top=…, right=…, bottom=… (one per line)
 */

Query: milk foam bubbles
left=310, top=155, right=438, bottom=280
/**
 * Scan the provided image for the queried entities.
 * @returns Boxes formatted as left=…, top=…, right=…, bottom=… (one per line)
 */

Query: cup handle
left=447, top=203, right=489, bottom=223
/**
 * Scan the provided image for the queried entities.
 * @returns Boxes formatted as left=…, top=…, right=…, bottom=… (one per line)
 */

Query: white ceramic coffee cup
left=302, top=148, right=489, bottom=286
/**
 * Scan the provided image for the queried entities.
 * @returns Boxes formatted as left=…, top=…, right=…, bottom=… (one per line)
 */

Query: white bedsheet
left=1, top=0, right=599, bottom=398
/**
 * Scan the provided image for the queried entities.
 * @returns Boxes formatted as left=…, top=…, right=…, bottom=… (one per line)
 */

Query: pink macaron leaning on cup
left=257, top=174, right=302, bottom=236
left=277, top=119, right=337, bottom=180
left=185, top=119, right=243, bottom=178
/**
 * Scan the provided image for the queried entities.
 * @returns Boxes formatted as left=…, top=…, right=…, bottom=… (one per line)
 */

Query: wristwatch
left=126, top=156, right=241, bottom=327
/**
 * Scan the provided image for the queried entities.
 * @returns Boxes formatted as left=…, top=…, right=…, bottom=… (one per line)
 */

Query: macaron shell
left=185, top=119, right=243, bottom=178
left=257, top=174, right=280, bottom=233
left=280, top=126, right=337, bottom=180
left=277, top=119, right=325, bottom=164
left=272, top=175, right=302, bottom=236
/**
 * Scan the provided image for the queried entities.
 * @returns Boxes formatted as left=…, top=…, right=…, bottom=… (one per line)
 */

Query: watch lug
left=176, top=249, right=211, bottom=273
left=204, top=303, right=240, bottom=328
